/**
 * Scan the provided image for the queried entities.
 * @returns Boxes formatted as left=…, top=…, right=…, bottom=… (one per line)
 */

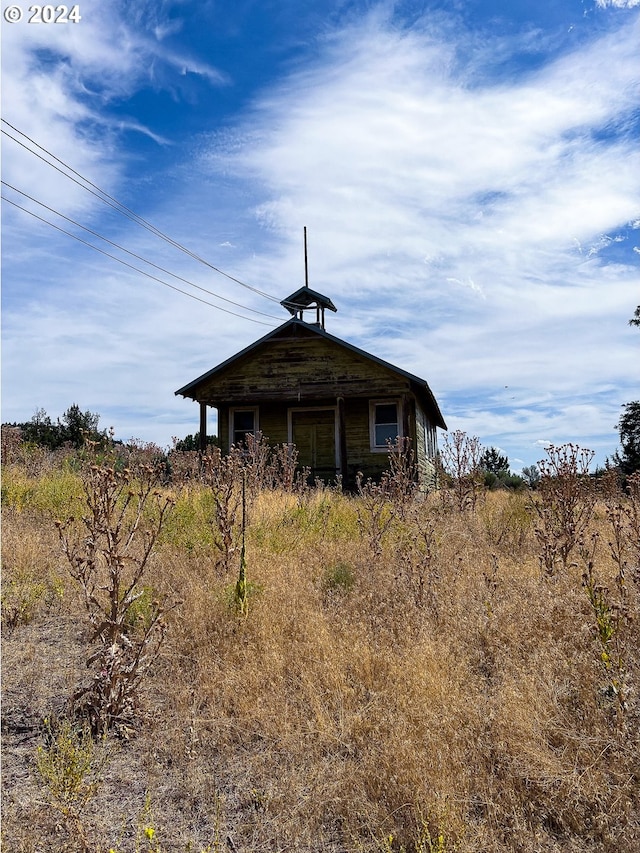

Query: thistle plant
left=240, top=431, right=272, bottom=495
left=200, top=447, right=243, bottom=574
left=437, top=430, right=483, bottom=512
left=230, top=432, right=301, bottom=494
left=355, top=473, right=396, bottom=558
left=385, top=437, right=419, bottom=510
left=234, top=470, right=249, bottom=616
left=267, top=440, right=300, bottom=492
left=354, top=440, right=419, bottom=557
left=56, top=462, right=174, bottom=735
left=395, top=513, right=440, bottom=614
left=532, top=444, right=596, bottom=575
left=601, top=470, right=640, bottom=587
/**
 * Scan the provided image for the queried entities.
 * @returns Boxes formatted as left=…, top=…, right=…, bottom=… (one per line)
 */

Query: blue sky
left=2, top=0, right=638, bottom=470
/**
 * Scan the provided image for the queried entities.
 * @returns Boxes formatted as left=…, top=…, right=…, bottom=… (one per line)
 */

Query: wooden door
left=291, top=409, right=336, bottom=480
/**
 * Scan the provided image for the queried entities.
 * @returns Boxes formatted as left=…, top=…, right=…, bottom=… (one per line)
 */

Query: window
left=230, top=408, right=258, bottom=448
left=370, top=401, right=401, bottom=451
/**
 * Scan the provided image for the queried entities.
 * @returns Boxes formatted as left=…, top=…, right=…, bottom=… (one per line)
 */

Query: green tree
left=20, top=407, right=59, bottom=449
left=480, top=447, right=510, bottom=475
left=59, top=404, right=102, bottom=448
left=613, top=401, right=640, bottom=475
left=172, top=432, right=219, bottom=452
left=8, top=405, right=105, bottom=450
left=521, top=464, right=541, bottom=489
left=613, top=308, right=640, bottom=474
left=479, top=447, right=527, bottom=490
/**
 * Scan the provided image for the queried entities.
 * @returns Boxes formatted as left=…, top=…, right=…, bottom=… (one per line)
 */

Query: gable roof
left=175, top=318, right=447, bottom=429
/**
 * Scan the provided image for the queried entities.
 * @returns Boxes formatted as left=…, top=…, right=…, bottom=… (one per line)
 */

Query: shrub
left=2, top=445, right=639, bottom=852
left=323, top=561, right=356, bottom=594
left=36, top=718, right=108, bottom=852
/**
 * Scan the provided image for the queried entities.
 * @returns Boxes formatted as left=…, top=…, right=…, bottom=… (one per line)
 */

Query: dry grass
left=2, top=457, right=639, bottom=853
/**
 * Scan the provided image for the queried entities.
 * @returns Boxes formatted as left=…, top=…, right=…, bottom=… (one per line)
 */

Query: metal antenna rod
left=304, top=226, right=309, bottom=289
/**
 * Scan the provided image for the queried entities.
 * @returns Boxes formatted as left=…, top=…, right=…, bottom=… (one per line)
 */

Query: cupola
left=280, top=285, right=337, bottom=330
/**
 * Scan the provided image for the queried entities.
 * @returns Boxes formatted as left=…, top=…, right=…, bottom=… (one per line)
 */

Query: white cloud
left=204, top=13, right=638, bottom=329
left=1, top=2, right=225, bottom=215
left=596, top=0, right=640, bottom=8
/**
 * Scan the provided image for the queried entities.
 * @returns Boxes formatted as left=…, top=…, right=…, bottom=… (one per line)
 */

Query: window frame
left=369, top=399, right=402, bottom=453
left=229, top=406, right=259, bottom=449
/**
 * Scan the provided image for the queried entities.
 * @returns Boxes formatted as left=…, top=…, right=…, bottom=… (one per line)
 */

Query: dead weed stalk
left=56, top=462, right=174, bottom=736
left=437, top=430, right=483, bottom=512
left=532, top=443, right=596, bottom=576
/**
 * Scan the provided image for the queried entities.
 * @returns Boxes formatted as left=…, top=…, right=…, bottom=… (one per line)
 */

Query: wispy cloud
left=596, top=0, right=640, bottom=8
left=1, top=1, right=226, bottom=211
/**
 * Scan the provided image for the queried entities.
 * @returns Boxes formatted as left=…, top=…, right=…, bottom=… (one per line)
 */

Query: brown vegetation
left=2, top=440, right=639, bottom=852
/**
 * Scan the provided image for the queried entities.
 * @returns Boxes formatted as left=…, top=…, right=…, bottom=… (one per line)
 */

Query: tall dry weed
left=437, top=430, right=484, bottom=512
left=532, top=443, right=596, bottom=575
left=2, top=446, right=640, bottom=853
left=56, top=462, right=174, bottom=735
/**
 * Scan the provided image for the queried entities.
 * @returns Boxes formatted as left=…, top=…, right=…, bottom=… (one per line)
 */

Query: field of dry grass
left=2, top=445, right=639, bottom=853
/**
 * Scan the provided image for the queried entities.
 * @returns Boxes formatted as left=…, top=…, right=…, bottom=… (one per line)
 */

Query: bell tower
left=280, top=285, right=337, bottom=329
left=280, top=227, right=337, bottom=330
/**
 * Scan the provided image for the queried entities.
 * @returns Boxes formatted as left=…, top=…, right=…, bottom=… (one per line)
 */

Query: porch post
left=199, top=402, right=207, bottom=453
left=402, top=394, right=412, bottom=447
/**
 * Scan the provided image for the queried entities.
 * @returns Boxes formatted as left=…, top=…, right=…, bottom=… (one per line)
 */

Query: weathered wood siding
left=218, top=403, right=229, bottom=450
left=255, top=402, right=291, bottom=445
left=415, top=402, right=438, bottom=487
left=197, top=336, right=414, bottom=405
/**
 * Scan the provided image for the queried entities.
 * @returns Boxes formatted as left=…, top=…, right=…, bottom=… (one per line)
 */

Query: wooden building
left=175, top=286, right=446, bottom=487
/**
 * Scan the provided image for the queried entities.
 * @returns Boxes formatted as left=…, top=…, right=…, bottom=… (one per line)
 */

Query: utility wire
left=2, top=181, right=282, bottom=321
left=2, top=195, right=277, bottom=327
left=1, top=119, right=282, bottom=304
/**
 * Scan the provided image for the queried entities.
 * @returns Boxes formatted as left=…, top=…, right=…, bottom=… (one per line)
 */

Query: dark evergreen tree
left=613, top=309, right=640, bottom=473
left=19, top=408, right=59, bottom=449
left=613, top=401, right=640, bottom=474
left=173, top=432, right=219, bottom=452
left=59, top=404, right=102, bottom=448
left=480, top=447, right=510, bottom=475
left=8, top=405, right=105, bottom=450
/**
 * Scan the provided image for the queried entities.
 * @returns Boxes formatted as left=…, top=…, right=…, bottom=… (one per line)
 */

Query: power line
left=1, top=118, right=282, bottom=304
left=2, top=181, right=282, bottom=322
left=2, top=195, right=277, bottom=327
